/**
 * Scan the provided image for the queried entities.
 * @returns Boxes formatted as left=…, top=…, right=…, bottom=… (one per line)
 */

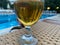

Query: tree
left=45, top=0, right=60, bottom=12
left=0, top=0, right=8, bottom=9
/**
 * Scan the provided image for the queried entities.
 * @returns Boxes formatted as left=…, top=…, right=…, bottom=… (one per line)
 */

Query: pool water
left=0, top=14, right=19, bottom=30
left=40, top=14, right=55, bottom=19
left=0, top=14, right=55, bottom=30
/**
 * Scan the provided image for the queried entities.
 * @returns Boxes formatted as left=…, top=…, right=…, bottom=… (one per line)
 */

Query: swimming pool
left=0, top=13, right=55, bottom=30
left=0, top=14, right=19, bottom=30
left=40, top=14, right=55, bottom=19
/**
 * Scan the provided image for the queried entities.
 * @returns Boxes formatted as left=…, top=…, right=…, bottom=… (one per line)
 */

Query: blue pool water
left=40, top=14, right=55, bottom=19
left=0, top=14, right=19, bottom=30
left=0, top=14, right=55, bottom=30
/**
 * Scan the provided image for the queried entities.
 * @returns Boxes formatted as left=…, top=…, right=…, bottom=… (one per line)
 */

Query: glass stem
left=25, top=26, right=32, bottom=36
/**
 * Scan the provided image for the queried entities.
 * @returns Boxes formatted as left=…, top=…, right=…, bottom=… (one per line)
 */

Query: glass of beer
left=14, top=0, right=44, bottom=45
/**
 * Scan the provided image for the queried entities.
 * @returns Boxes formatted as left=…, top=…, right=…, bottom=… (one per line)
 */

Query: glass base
left=18, top=34, right=38, bottom=45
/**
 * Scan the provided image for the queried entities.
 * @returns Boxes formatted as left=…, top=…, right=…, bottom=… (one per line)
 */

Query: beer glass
left=14, top=0, right=44, bottom=45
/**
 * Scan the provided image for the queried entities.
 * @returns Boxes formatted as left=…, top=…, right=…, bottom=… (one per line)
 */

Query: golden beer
left=14, top=1, right=43, bottom=26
